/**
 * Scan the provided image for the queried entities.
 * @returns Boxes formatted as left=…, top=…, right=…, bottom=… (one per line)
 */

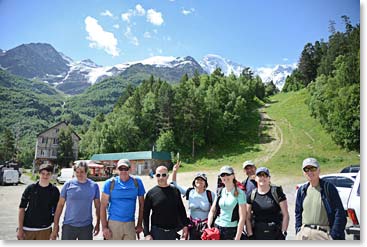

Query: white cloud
left=121, top=11, right=133, bottom=22
left=84, top=16, right=119, bottom=56
left=135, top=4, right=146, bottom=16
left=157, top=48, right=163, bottom=54
left=147, top=9, right=164, bottom=26
left=124, top=26, right=139, bottom=46
left=144, top=32, right=152, bottom=38
left=113, top=24, right=120, bottom=29
left=182, top=8, right=195, bottom=15
left=101, top=10, right=113, bottom=17
left=283, top=58, right=289, bottom=62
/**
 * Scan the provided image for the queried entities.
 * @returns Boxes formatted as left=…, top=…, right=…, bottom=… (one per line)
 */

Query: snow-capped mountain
left=200, top=54, right=296, bottom=90
left=200, top=54, right=244, bottom=77
left=255, top=64, right=297, bottom=90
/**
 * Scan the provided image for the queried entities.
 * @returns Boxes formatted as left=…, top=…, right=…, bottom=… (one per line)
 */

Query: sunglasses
left=118, top=167, right=129, bottom=171
left=257, top=172, right=269, bottom=177
left=303, top=166, right=318, bottom=172
left=156, top=173, right=167, bottom=178
left=220, top=173, right=232, bottom=177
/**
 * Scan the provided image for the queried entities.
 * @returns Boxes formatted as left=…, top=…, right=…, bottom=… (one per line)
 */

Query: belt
left=153, top=225, right=175, bottom=232
left=304, top=224, right=328, bottom=233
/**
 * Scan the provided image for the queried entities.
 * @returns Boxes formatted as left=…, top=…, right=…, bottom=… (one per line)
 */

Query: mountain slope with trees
left=282, top=16, right=359, bottom=152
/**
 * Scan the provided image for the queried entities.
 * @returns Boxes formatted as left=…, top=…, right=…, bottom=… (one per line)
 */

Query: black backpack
left=185, top=187, right=213, bottom=206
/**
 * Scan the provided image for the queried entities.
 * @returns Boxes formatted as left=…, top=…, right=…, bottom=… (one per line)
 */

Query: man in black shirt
left=143, top=166, right=189, bottom=240
left=17, top=164, right=60, bottom=240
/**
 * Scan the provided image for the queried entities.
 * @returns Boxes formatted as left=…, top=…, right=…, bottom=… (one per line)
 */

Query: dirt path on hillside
left=255, top=104, right=283, bottom=165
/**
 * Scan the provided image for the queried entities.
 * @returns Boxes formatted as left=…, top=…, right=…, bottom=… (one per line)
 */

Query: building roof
left=37, top=121, right=81, bottom=140
left=90, top=151, right=171, bottom=161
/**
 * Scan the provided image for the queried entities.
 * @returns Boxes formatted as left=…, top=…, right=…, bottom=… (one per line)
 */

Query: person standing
left=295, top=158, right=347, bottom=240
left=17, top=164, right=60, bottom=240
left=171, top=162, right=215, bottom=240
left=241, top=160, right=257, bottom=196
left=143, top=165, right=190, bottom=240
left=207, top=166, right=247, bottom=240
left=50, top=161, right=100, bottom=240
left=245, top=167, right=289, bottom=240
left=100, top=159, right=145, bottom=240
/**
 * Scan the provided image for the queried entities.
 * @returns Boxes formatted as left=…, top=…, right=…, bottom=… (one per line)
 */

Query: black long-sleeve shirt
left=143, top=185, right=189, bottom=236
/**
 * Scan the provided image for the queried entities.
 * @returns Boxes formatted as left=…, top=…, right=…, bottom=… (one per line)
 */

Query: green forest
left=0, top=17, right=360, bottom=168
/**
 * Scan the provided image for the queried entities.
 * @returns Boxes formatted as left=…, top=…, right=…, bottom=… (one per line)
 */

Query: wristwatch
left=282, top=231, right=287, bottom=237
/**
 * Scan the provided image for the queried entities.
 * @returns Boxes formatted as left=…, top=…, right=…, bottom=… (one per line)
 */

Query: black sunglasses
left=257, top=172, right=269, bottom=177
left=220, top=173, right=232, bottom=177
left=118, top=167, right=129, bottom=171
left=303, top=167, right=317, bottom=172
left=156, top=173, right=167, bottom=178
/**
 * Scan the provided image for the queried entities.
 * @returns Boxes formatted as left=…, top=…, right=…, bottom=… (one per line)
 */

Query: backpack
left=109, top=176, right=138, bottom=202
left=250, top=185, right=281, bottom=205
left=185, top=187, right=213, bottom=206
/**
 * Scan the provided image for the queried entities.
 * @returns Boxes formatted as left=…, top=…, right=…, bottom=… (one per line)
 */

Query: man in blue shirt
left=101, top=159, right=146, bottom=240
left=51, top=161, right=100, bottom=240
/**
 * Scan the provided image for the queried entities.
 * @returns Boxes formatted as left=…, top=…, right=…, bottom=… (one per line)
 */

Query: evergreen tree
left=0, top=128, right=16, bottom=161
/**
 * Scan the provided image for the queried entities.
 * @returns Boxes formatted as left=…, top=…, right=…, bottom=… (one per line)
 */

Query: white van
left=57, top=168, right=74, bottom=184
left=0, top=169, right=20, bottom=185
left=346, top=171, right=360, bottom=240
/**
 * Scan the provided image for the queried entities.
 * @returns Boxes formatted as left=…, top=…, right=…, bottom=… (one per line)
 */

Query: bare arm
left=17, top=208, right=25, bottom=240
left=50, top=197, right=66, bottom=240
left=93, top=198, right=101, bottom=236
left=136, top=196, right=144, bottom=237
left=207, top=197, right=218, bottom=228
left=100, top=192, right=112, bottom=239
left=171, top=161, right=181, bottom=182
left=245, top=204, right=253, bottom=237
left=279, top=200, right=289, bottom=233
left=235, top=204, right=246, bottom=240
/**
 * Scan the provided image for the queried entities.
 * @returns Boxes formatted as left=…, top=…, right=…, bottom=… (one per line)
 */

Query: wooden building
left=34, top=121, right=80, bottom=169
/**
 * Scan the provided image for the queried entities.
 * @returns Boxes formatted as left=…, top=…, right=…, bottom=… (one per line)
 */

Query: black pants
left=253, top=222, right=284, bottom=240
left=151, top=225, right=178, bottom=240
left=215, top=224, right=237, bottom=240
left=61, top=224, right=93, bottom=240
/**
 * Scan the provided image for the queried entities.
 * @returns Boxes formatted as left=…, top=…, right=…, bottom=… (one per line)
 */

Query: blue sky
left=0, top=0, right=360, bottom=68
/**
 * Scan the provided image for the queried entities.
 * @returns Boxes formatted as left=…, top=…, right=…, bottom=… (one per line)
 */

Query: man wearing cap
left=17, top=164, right=60, bottom=240
left=143, top=165, right=190, bottom=240
left=100, top=159, right=146, bottom=240
left=295, top=158, right=346, bottom=240
left=241, top=160, right=257, bottom=196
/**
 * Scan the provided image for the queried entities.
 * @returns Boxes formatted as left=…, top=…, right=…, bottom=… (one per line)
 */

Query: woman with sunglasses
left=207, top=166, right=247, bottom=240
left=245, top=167, right=289, bottom=240
left=171, top=162, right=216, bottom=240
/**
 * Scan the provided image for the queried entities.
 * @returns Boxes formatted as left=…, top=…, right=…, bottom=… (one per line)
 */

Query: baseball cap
left=39, top=164, right=53, bottom=173
left=219, top=166, right=234, bottom=176
left=255, top=167, right=270, bottom=176
left=117, top=159, right=131, bottom=168
left=302, top=157, right=319, bottom=169
left=242, top=160, right=255, bottom=169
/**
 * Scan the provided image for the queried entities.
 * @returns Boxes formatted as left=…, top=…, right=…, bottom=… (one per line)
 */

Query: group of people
left=17, top=157, right=347, bottom=240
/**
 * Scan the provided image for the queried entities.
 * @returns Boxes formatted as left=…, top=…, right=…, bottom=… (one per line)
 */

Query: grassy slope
left=179, top=89, right=360, bottom=180
left=264, top=89, right=359, bottom=177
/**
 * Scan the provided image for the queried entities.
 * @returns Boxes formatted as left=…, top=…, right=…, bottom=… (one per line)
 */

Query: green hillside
left=179, top=89, right=359, bottom=177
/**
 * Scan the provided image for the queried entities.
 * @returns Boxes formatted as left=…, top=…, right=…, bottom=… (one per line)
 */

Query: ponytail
left=233, top=178, right=238, bottom=197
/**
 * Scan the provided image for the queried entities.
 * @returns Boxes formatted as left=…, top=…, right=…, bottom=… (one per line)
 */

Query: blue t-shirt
left=61, top=178, right=100, bottom=227
left=102, top=176, right=145, bottom=222
left=215, top=187, right=246, bottom=227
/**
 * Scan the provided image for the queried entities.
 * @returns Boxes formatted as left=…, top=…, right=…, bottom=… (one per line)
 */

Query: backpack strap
left=270, top=185, right=280, bottom=205
left=185, top=187, right=194, bottom=200
left=130, top=175, right=139, bottom=188
left=109, top=177, right=115, bottom=202
left=250, top=188, right=257, bottom=202
left=206, top=190, right=213, bottom=206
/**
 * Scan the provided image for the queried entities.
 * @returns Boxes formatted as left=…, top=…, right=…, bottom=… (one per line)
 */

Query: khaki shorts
left=296, top=225, right=332, bottom=240
left=24, top=228, right=52, bottom=240
left=108, top=220, right=136, bottom=240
